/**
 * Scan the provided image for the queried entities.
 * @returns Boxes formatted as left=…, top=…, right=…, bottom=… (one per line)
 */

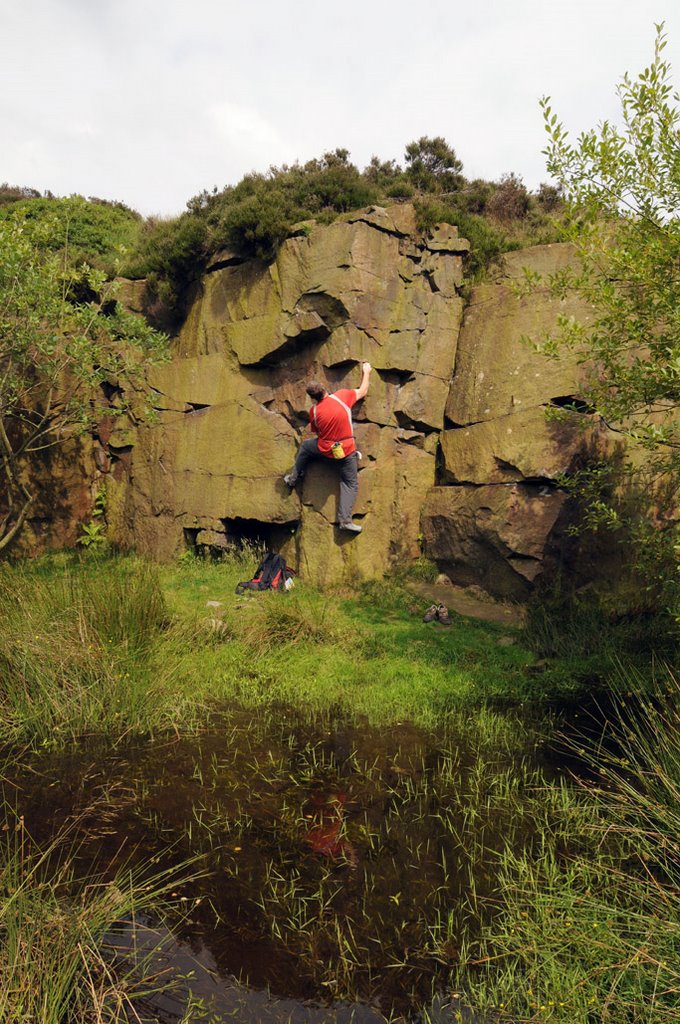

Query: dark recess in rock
left=378, top=368, right=415, bottom=387
left=395, top=410, right=437, bottom=433
left=297, top=292, right=349, bottom=330
left=550, top=395, right=593, bottom=414
left=100, top=380, right=124, bottom=402
left=220, top=517, right=299, bottom=552
left=325, top=360, right=360, bottom=382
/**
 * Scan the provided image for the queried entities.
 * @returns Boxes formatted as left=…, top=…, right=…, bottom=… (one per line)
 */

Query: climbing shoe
left=422, top=604, right=438, bottom=623
left=436, top=604, right=452, bottom=625
left=283, top=472, right=297, bottom=488
left=338, top=521, right=362, bottom=533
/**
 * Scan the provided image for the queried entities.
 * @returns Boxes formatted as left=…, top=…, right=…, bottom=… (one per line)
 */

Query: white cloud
left=1, top=0, right=678, bottom=214
left=206, top=101, right=295, bottom=169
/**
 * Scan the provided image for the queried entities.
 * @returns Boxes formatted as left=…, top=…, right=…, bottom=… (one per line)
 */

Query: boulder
left=421, top=484, right=567, bottom=600
left=107, top=205, right=463, bottom=584
left=99, top=225, right=607, bottom=598
left=425, top=224, right=471, bottom=254
left=440, top=407, right=593, bottom=484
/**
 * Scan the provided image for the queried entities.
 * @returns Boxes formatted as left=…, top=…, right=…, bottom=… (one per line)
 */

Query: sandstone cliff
left=71, top=207, right=602, bottom=597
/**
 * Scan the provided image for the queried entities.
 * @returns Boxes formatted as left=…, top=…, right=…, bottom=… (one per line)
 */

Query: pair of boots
left=423, top=603, right=451, bottom=626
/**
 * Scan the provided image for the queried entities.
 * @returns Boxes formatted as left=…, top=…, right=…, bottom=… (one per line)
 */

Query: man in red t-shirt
left=284, top=362, right=372, bottom=533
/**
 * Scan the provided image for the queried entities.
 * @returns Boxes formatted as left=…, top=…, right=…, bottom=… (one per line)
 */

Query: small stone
left=206, top=600, right=223, bottom=608
left=435, top=573, right=452, bottom=587
left=497, top=635, right=516, bottom=647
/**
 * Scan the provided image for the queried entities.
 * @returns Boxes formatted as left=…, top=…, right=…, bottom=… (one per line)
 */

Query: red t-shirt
left=310, top=389, right=358, bottom=457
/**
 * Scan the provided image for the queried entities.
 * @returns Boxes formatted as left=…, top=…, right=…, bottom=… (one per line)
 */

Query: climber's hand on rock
left=362, top=362, right=372, bottom=374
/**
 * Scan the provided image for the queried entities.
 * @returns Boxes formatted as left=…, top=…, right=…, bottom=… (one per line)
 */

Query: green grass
left=0, top=554, right=201, bottom=746
left=158, top=552, right=541, bottom=726
left=0, top=806, right=194, bottom=1024
left=453, top=664, right=680, bottom=1023
left=2, top=549, right=651, bottom=750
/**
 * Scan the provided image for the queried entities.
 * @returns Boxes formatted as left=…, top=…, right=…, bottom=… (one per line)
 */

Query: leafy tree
left=0, top=211, right=166, bottom=551
left=529, top=24, right=679, bottom=614
left=404, top=136, right=464, bottom=191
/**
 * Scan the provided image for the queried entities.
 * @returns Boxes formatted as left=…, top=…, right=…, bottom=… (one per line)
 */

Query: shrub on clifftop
left=124, top=140, right=562, bottom=313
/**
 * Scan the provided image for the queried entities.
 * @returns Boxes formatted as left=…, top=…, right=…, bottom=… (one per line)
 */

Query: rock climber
left=284, top=361, right=372, bottom=533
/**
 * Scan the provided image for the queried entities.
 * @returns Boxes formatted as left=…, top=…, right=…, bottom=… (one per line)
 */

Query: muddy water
left=4, top=706, right=555, bottom=1022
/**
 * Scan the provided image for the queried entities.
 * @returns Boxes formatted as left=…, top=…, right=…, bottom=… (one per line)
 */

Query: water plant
left=454, top=664, right=680, bottom=1022
left=0, top=806, right=193, bottom=1024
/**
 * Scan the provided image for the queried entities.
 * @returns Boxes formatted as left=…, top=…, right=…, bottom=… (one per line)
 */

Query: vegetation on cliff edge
left=0, top=208, right=166, bottom=552
left=520, top=23, right=680, bottom=624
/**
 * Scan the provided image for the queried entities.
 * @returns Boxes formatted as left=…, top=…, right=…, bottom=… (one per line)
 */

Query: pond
left=4, top=704, right=569, bottom=1022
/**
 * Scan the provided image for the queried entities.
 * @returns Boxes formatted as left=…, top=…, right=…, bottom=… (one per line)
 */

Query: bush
left=486, top=173, right=530, bottom=223
left=0, top=194, right=142, bottom=274
left=385, top=178, right=415, bottom=199
left=123, top=141, right=564, bottom=316
left=405, top=136, right=464, bottom=192
left=0, top=182, right=42, bottom=206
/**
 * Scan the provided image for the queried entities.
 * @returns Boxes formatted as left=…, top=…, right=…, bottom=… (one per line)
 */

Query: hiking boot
left=436, top=604, right=452, bottom=625
left=423, top=604, right=438, bottom=623
left=283, top=472, right=298, bottom=488
left=338, top=521, right=362, bottom=533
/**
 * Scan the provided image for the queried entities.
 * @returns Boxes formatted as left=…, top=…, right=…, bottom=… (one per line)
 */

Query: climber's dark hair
left=306, top=381, right=327, bottom=402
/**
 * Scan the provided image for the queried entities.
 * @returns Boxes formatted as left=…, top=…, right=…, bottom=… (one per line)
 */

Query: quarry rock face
left=99, top=212, right=597, bottom=599
left=107, top=206, right=467, bottom=583
left=421, top=243, right=598, bottom=598
left=9, top=433, right=96, bottom=557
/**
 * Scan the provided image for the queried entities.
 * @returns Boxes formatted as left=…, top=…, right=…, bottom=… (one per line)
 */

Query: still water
left=5, top=705, right=564, bottom=1022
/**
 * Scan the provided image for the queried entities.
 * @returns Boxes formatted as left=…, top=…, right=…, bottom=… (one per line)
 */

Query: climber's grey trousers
left=291, top=439, right=359, bottom=523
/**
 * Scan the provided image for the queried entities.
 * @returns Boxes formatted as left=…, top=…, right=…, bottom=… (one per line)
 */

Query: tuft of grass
left=241, top=591, right=346, bottom=651
left=0, top=556, right=200, bottom=746
left=524, top=587, right=675, bottom=690
left=0, top=807, right=193, bottom=1024
left=454, top=663, right=680, bottom=1023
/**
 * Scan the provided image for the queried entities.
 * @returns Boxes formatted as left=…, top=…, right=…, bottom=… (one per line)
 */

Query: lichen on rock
left=100, top=218, right=600, bottom=598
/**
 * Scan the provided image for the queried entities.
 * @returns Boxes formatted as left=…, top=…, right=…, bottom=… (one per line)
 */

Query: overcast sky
left=2, top=1, right=678, bottom=217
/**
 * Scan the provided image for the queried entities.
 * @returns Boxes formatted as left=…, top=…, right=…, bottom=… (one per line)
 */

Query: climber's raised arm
left=355, top=361, right=372, bottom=401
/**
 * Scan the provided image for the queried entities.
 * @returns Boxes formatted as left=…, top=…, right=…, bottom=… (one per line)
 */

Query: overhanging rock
left=107, top=205, right=466, bottom=583
left=102, top=223, right=614, bottom=597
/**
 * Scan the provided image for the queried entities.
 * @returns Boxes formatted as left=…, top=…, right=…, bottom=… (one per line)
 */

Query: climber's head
left=306, top=381, right=327, bottom=402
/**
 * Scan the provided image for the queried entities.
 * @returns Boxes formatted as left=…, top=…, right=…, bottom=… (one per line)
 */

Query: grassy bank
left=0, top=557, right=199, bottom=746
left=0, top=550, right=545, bottom=748
left=455, top=665, right=680, bottom=1023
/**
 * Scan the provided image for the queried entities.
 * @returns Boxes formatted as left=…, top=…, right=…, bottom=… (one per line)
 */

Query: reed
left=0, top=807, right=193, bottom=1024
left=0, top=559, right=199, bottom=746
left=453, top=664, right=680, bottom=1022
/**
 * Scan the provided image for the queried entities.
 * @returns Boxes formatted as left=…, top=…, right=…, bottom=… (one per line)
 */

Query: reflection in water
left=109, top=919, right=387, bottom=1023
left=6, top=705, right=550, bottom=1021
